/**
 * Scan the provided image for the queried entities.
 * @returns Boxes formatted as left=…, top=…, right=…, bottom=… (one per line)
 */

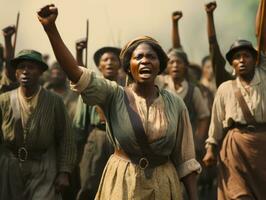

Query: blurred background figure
left=74, top=40, right=122, bottom=200
left=0, top=25, right=19, bottom=93
left=46, top=62, right=78, bottom=121
left=200, top=55, right=216, bottom=94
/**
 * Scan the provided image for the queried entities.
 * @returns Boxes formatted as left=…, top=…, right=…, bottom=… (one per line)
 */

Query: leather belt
left=114, top=149, right=169, bottom=170
left=228, top=122, right=266, bottom=132
left=7, top=146, right=46, bottom=162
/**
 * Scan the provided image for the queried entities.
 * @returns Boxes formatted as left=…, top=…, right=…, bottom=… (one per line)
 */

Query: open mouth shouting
left=138, top=67, right=153, bottom=79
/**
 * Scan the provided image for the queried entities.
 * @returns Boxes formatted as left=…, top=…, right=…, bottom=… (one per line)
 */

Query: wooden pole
left=13, top=12, right=20, bottom=56
left=257, top=0, right=265, bottom=64
left=85, top=19, right=89, bottom=68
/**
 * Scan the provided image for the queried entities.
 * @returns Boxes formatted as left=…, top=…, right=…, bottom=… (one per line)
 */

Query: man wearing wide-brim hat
left=0, top=49, right=76, bottom=199
left=74, top=45, right=123, bottom=200
left=93, top=46, right=123, bottom=80
left=203, top=38, right=266, bottom=200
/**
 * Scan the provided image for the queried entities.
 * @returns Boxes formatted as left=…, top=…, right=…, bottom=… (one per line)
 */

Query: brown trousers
left=218, top=128, right=266, bottom=200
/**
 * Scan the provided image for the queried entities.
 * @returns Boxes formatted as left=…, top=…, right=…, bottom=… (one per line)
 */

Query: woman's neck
left=131, top=82, right=158, bottom=106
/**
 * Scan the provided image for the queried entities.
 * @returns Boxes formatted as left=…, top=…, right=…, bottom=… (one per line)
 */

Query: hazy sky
left=0, top=0, right=259, bottom=68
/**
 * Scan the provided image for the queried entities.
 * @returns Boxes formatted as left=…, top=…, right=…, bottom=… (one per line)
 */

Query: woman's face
left=202, top=59, right=213, bottom=81
left=129, top=43, right=160, bottom=84
left=167, top=55, right=186, bottom=80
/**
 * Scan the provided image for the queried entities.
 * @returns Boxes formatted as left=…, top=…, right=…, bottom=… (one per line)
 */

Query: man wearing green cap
left=0, top=49, right=76, bottom=200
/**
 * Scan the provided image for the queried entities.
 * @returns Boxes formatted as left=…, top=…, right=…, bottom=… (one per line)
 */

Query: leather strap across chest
left=231, top=80, right=257, bottom=125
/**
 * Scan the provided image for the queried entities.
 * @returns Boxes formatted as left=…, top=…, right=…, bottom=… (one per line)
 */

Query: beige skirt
left=95, top=154, right=182, bottom=200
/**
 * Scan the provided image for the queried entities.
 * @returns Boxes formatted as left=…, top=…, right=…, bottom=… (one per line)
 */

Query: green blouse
left=71, top=68, right=201, bottom=178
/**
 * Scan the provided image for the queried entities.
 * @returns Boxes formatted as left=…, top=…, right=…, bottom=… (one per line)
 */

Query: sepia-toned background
left=0, top=0, right=259, bottom=69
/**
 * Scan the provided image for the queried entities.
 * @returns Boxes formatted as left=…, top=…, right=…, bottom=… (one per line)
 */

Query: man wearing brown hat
left=74, top=45, right=122, bottom=200
left=0, top=49, right=76, bottom=200
left=203, top=37, right=266, bottom=199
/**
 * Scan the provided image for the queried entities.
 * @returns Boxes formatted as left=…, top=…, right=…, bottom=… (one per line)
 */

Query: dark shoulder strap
left=123, top=87, right=154, bottom=156
left=231, top=80, right=256, bottom=124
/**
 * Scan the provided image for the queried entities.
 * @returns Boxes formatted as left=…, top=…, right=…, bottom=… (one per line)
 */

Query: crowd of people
left=0, top=1, right=266, bottom=200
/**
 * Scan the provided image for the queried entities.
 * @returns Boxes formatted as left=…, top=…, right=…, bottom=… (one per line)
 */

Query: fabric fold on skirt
left=95, top=154, right=182, bottom=200
left=218, top=128, right=266, bottom=200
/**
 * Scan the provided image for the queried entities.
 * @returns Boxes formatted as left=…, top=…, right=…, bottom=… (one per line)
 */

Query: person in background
left=200, top=55, right=216, bottom=95
left=0, top=49, right=76, bottom=200
left=45, top=60, right=79, bottom=200
left=46, top=61, right=78, bottom=121
left=203, top=1, right=266, bottom=199
left=205, top=1, right=232, bottom=88
left=0, top=25, right=24, bottom=200
left=74, top=38, right=122, bottom=200
left=157, top=11, right=210, bottom=150
left=157, top=48, right=210, bottom=200
left=0, top=25, right=19, bottom=93
left=156, top=11, right=211, bottom=200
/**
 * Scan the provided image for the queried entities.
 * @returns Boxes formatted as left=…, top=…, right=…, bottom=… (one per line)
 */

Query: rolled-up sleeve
left=70, top=67, right=119, bottom=108
left=171, top=108, right=201, bottom=179
left=70, top=67, right=92, bottom=93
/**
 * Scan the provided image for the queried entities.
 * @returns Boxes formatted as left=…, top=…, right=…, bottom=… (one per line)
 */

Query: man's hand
left=202, top=144, right=217, bottom=167
left=37, top=4, right=58, bottom=29
left=54, top=172, right=70, bottom=193
left=172, top=11, right=183, bottom=22
left=2, top=26, right=16, bottom=37
left=205, top=1, right=217, bottom=13
left=76, top=38, right=87, bottom=51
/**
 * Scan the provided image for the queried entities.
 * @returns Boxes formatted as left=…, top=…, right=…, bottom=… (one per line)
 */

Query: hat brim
left=226, top=46, right=258, bottom=64
left=10, top=56, right=48, bottom=71
left=93, top=47, right=121, bottom=67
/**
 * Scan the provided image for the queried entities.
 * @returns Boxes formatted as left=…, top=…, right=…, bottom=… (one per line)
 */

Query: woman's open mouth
left=139, top=67, right=153, bottom=79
